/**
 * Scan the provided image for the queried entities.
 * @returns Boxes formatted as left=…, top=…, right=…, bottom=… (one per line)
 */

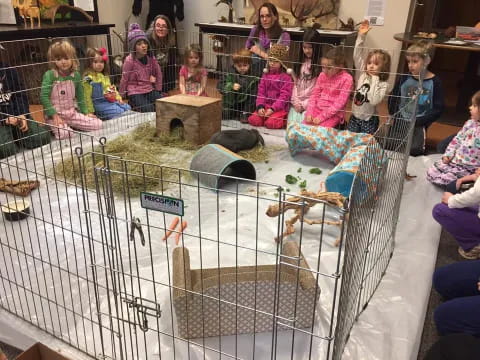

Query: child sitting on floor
left=179, top=44, right=208, bottom=96
left=348, top=20, right=391, bottom=134
left=303, top=46, right=353, bottom=128
left=388, top=40, right=444, bottom=156
left=427, top=90, right=480, bottom=186
left=119, top=23, right=163, bottom=112
left=287, top=25, right=322, bottom=123
left=83, top=47, right=131, bottom=120
left=248, top=44, right=293, bottom=129
left=432, top=167, right=480, bottom=259
left=1, top=48, right=50, bottom=158
left=217, top=48, right=258, bottom=123
left=40, top=40, right=102, bottom=139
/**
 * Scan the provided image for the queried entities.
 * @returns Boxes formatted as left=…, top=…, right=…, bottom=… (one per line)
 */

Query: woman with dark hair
left=245, top=2, right=290, bottom=76
left=147, top=15, right=178, bottom=93
left=132, top=0, right=184, bottom=30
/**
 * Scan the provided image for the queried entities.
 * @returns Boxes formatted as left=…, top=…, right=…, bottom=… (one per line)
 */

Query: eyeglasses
left=155, top=25, right=168, bottom=29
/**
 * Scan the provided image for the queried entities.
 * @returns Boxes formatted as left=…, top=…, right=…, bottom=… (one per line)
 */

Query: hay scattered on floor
left=239, top=144, right=284, bottom=163
left=52, top=123, right=198, bottom=196
left=52, top=123, right=283, bottom=196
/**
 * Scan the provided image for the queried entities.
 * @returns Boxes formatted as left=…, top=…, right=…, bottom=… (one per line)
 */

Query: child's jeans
left=248, top=108, right=288, bottom=129
left=432, top=260, right=480, bottom=337
left=128, top=91, right=162, bottom=112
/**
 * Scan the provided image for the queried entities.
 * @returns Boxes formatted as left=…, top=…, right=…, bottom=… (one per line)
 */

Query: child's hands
left=87, top=113, right=97, bottom=118
left=17, top=116, right=28, bottom=132
left=249, top=45, right=268, bottom=59
left=456, top=177, right=465, bottom=190
left=358, top=20, right=371, bottom=35
left=52, top=114, right=64, bottom=127
left=233, top=83, right=241, bottom=91
left=150, top=75, right=156, bottom=83
left=6, top=116, right=28, bottom=131
left=442, top=156, right=452, bottom=164
left=257, top=108, right=266, bottom=117
left=456, top=172, right=480, bottom=189
left=304, top=115, right=313, bottom=124
left=265, top=108, right=274, bottom=117
left=441, top=192, right=453, bottom=204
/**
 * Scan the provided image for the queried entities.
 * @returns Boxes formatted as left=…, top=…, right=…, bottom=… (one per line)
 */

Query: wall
left=96, top=0, right=149, bottom=54
left=338, top=0, right=413, bottom=87
left=96, top=0, right=413, bottom=83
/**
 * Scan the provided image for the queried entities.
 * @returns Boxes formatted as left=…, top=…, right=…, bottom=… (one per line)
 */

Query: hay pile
left=53, top=123, right=278, bottom=196
left=53, top=123, right=198, bottom=196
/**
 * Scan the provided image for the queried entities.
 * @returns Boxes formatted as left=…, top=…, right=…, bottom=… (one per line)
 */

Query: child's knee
left=91, top=117, right=103, bottom=130
left=248, top=113, right=264, bottom=127
left=265, top=116, right=285, bottom=129
left=433, top=303, right=451, bottom=335
left=432, top=203, right=449, bottom=222
left=0, top=142, right=17, bottom=159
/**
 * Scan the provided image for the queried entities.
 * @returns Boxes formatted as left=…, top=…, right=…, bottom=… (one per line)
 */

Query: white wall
left=338, top=0, right=412, bottom=86
left=97, top=0, right=412, bottom=81
left=96, top=0, right=149, bottom=54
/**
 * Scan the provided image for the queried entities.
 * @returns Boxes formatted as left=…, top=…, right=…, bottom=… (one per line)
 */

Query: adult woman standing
left=147, top=15, right=178, bottom=93
left=245, top=2, right=290, bottom=76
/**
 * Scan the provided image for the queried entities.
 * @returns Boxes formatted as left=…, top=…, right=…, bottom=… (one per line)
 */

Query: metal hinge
left=122, top=295, right=161, bottom=332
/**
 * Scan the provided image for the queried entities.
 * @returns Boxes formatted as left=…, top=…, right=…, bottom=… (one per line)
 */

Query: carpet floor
left=416, top=229, right=464, bottom=360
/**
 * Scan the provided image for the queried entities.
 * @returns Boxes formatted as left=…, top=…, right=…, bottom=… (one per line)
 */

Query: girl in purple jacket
left=248, top=44, right=293, bottom=129
left=119, top=23, right=163, bottom=112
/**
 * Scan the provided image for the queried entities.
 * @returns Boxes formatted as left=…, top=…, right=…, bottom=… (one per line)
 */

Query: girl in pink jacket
left=304, top=47, right=353, bottom=128
left=287, top=25, right=322, bottom=123
left=248, top=44, right=293, bottom=129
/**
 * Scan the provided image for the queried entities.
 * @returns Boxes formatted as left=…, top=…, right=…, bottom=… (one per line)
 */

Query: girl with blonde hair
left=40, top=40, right=101, bottom=139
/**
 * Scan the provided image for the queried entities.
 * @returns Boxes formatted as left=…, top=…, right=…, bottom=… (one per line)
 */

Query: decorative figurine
left=12, top=0, right=41, bottom=28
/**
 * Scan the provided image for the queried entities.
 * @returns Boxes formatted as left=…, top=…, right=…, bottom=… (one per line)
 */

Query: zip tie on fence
left=130, top=217, right=145, bottom=246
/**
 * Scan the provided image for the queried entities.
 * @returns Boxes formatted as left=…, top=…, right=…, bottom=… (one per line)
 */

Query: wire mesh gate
left=74, top=146, right=351, bottom=359
left=70, top=97, right=416, bottom=359
left=0, top=105, right=419, bottom=360
left=0, top=30, right=423, bottom=359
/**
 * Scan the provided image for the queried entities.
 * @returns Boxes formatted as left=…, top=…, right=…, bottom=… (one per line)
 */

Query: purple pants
left=432, top=203, right=480, bottom=251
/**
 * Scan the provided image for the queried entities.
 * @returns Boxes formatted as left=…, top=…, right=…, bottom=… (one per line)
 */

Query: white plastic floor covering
left=0, top=122, right=443, bottom=360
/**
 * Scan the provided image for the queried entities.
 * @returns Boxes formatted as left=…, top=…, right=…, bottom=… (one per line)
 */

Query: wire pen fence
left=0, top=31, right=421, bottom=359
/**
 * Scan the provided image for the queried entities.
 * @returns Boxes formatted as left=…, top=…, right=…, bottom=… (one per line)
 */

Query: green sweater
left=40, top=70, right=88, bottom=117
left=217, top=67, right=258, bottom=107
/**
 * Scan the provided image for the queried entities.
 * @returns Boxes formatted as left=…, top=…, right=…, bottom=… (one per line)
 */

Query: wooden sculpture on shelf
left=42, top=4, right=93, bottom=24
left=266, top=188, right=346, bottom=245
left=12, top=0, right=41, bottom=28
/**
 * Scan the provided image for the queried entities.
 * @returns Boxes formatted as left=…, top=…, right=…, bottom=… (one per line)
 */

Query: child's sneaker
left=240, top=112, right=249, bottom=123
left=458, top=245, right=480, bottom=260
